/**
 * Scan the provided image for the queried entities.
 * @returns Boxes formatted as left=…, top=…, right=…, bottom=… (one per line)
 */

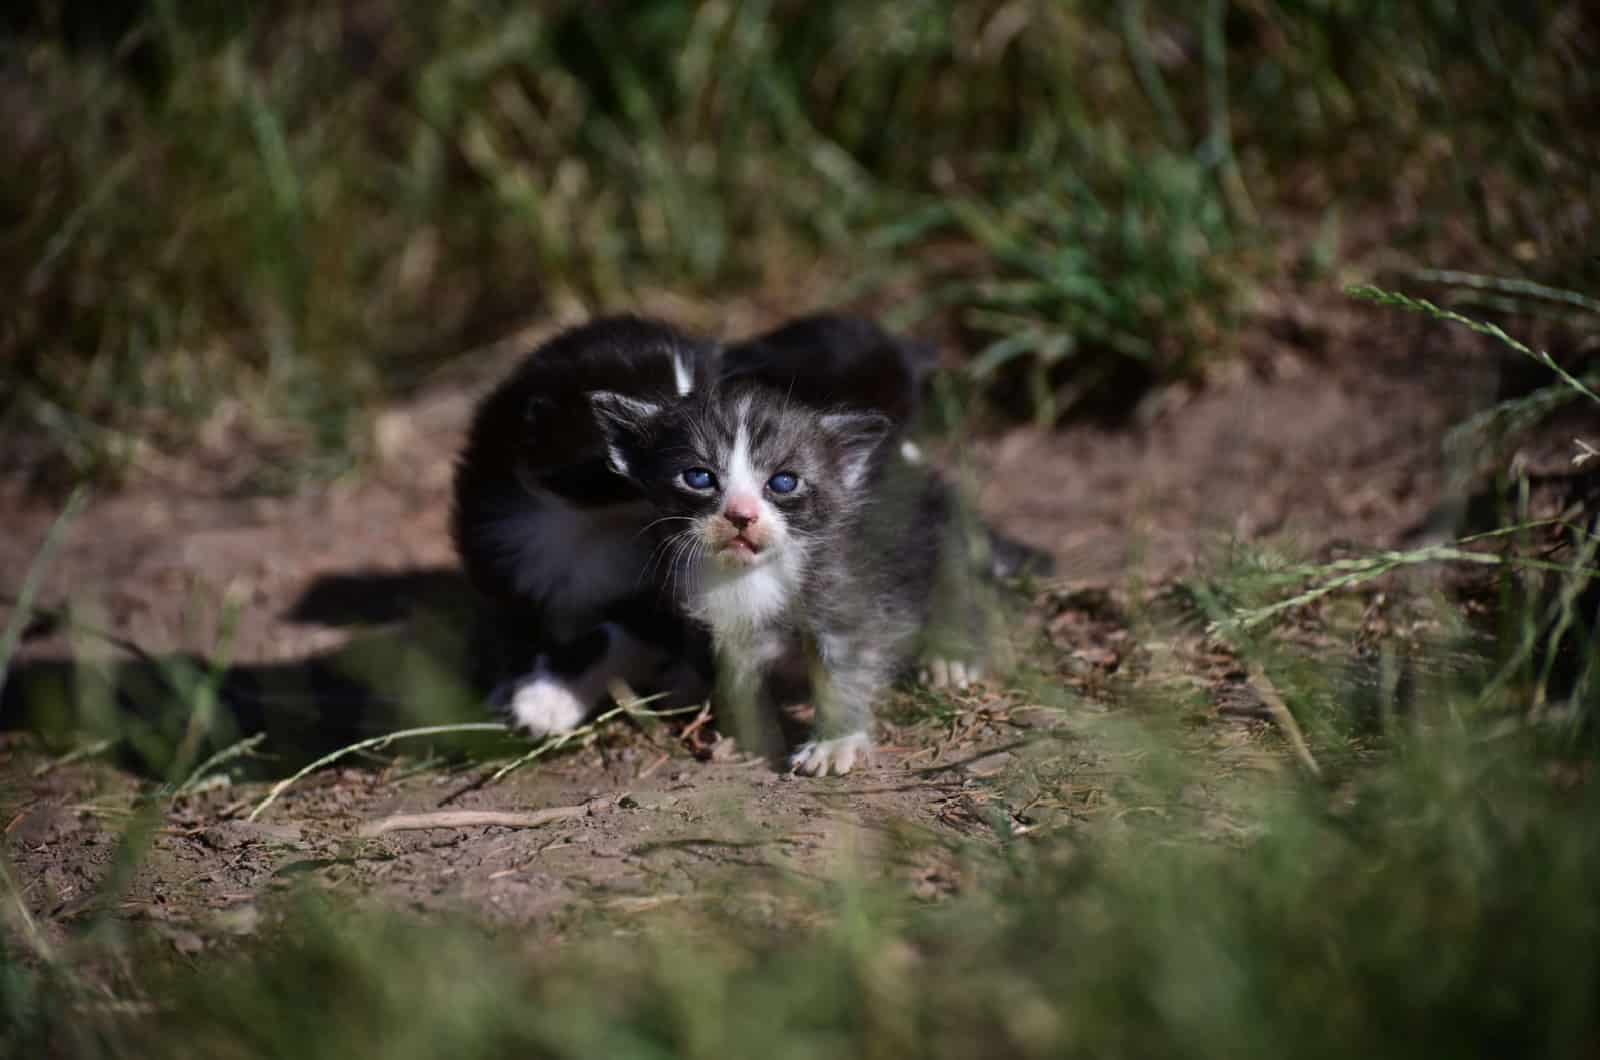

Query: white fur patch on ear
left=820, top=411, right=892, bottom=490
left=603, top=441, right=632, bottom=478
left=671, top=347, right=694, bottom=396
left=590, top=391, right=663, bottom=478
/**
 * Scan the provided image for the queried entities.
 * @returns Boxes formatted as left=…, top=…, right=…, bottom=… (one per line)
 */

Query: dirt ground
left=0, top=280, right=1501, bottom=954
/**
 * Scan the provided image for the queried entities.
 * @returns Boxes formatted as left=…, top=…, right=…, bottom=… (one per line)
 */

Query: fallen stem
left=247, top=723, right=510, bottom=821
left=251, top=695, right=702, bottom=820
left=32, top=737, right=119, bottom=777
left=482, top=694, right=695, bottom=788
left=359, top=806, right=587, bottom=837
left=175, top=732, right=268, bottom=797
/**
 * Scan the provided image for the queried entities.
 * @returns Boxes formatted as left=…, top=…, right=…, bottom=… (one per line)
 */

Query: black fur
left=720, top=313, right=936, bottom=430
left=451, top=315, right=717, bottom=609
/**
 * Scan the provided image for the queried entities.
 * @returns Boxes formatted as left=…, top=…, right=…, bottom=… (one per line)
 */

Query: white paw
left=919, top=658, right=984, bottom=690
left=789, top=731, right=872, bottom=777
left=506, top=677, right=589, bottom=739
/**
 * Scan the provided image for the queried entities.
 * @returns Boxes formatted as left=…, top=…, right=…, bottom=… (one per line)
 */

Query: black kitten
left=720, top=313, right=936, bottom=434
left=591, top=380, right=959, bottom=775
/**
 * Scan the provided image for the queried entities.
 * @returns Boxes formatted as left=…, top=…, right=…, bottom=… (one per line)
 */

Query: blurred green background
left=4, top=0, right=1595, bottom=486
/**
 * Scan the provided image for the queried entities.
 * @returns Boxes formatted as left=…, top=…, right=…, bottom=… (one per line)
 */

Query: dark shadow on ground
left=2, top=571, right=511, bottom=779
left=1, top=566, right=865, bottom=781
left=283, top=568, right=474, bottom=629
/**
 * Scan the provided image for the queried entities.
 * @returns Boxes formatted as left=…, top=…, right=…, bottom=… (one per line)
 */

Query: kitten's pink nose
left=723, top=496, right=761, bottom=531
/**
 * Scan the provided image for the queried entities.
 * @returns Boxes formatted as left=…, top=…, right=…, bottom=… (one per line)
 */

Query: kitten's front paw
left=504, top=676, right=589, bottom=739
left=789, top=731, right=872, bottom=777
left=919, top=658, right=984, bottom=690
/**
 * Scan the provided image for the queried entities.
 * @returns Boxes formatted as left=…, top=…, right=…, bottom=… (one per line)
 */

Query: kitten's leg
left=606, top=594, right=714, bottom=710
left=502, top=622, right=669, bottom=738
left=790, top=633, right=887, bottom=777
left=915, top=506, right=1018, bottom=692
left=712, top=633, right=784, bottom=758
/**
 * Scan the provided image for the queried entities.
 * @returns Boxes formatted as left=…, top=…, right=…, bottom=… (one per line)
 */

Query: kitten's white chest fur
left=689, top=546, right=803, bottom=641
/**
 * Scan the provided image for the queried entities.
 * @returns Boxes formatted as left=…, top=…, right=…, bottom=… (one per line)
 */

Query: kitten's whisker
left=779, top=375, right=797, bottom=421
left=679, top=536, right=705, bottom=598
left=656, top=529, right=697, bottom=587
left=635, top=515, right=696, bottom=542
left=639, top=539, right=669, bottom=587
left=640, top=526, right=693, bottom=588
left=658, top=533, right=681, bottom=595
left=680, top=535, right=709, bottom=601
left=677, top=537, right=708, bottom=601
left=666, top=533, right=697, bottom=601
left=656, top=529, right=688, bottom=597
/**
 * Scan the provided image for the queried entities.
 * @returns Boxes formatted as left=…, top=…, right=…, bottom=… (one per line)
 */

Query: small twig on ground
left=604, top=894, right=692, bottom=914
left=482, top=693, right=693, bottom=788
left=1244, top=661, right=1321, bottom=778
left=912, top=737, right=1048, bottom=776
left=637, top=752, right=671, bottom=779
left=679, top=703, right=715, bottom=742
left=32, top=737, right=119, bottom=777
left=247, top=723, right=510, bottom=821
left=175, top=732, right=267, bottom=797
left=358, top=807, right=586, bottom=838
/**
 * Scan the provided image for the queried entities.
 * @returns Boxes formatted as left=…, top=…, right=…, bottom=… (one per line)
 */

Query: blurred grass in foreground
left=5, top=673, right=1597, bottom=1059
left=3, top=1, right=1595, bottom=484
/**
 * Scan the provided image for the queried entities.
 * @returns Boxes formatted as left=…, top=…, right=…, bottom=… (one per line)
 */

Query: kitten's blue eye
left=767, top=472, right=799, bottom=495
left=680, top=467, right=717, bottom=491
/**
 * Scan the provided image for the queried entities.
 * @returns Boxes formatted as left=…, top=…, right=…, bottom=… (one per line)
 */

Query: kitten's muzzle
left=722, top=536, right=763, bottom=562
left=709, top=506, right=771, bottom=565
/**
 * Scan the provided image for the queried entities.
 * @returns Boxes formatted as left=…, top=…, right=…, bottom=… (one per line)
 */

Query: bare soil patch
left=1, top=284, right=1496, bottom=949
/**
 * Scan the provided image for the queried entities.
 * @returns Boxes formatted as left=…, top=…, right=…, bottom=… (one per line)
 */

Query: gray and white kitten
left=591, top=381, right=958, bottom=775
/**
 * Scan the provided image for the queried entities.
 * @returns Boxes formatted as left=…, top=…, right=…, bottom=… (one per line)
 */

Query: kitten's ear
left=590, top=391, right=663, bottom=478
left=820, top=411, right=893, bottom=490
